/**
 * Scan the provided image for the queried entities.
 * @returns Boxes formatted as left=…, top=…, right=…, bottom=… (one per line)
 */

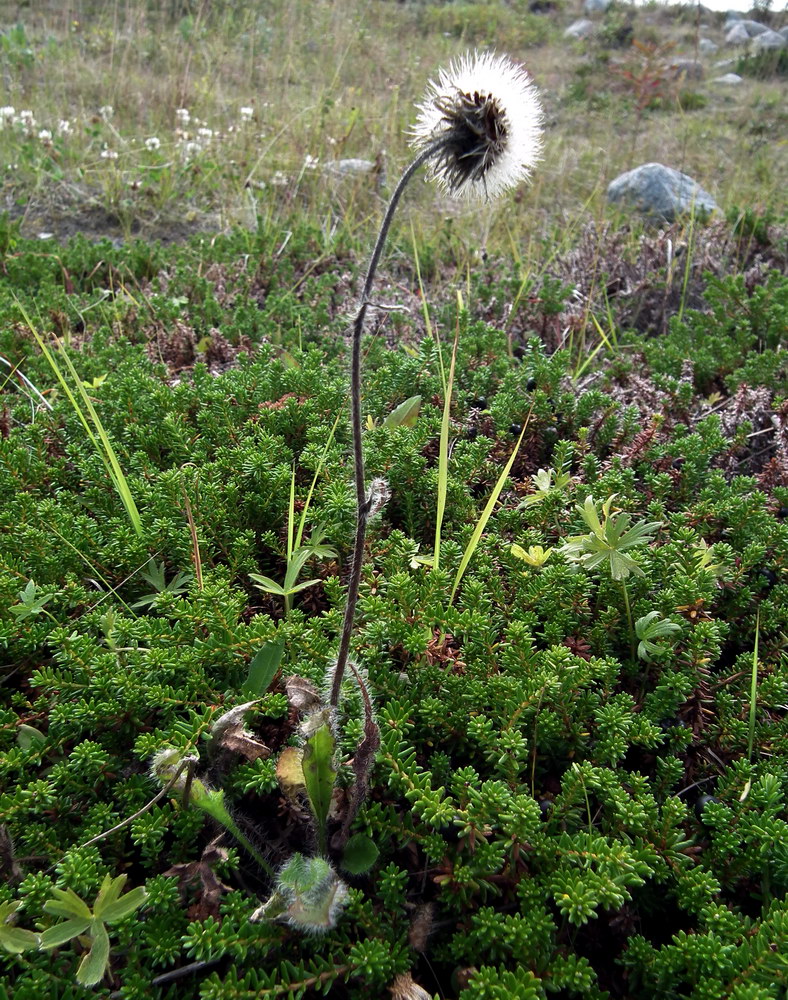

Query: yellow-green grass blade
left=434, top=301, right=461, bottom=572
left=16, top=299, right=142, bottom=536
left=294, top=408, right=343, bottom=553
left=450, top=418, right=529, bottom=604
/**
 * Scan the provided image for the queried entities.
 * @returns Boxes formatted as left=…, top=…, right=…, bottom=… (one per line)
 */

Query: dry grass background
left=0, top=0, right=785, bottom=257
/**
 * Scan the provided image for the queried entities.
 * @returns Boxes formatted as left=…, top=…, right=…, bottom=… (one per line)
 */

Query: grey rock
left=725, top=23, right=751, bottom=46
left=669, top=60, right=705, bottom=81
left=739, top=19, right=769, bottom=36
left=564, top=18, right=594, bottom=39
left=583, top=0, right=610, bottom=12
left=780, top=26, right=788, bottom=41
left=724, top=10, right=742, bottom=22
left=607, top=163, right=718, bottom=222
left=699, top=38, right=718, bottom=55
left=712, top=72, right=743, bottom=85
left=752, top=29, right=786, bottom=50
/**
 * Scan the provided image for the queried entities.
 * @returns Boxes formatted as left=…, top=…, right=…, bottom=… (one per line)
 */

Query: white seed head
left=410, top=50, right=544, bottom=201
left=150, top=747, right=195, bottom=792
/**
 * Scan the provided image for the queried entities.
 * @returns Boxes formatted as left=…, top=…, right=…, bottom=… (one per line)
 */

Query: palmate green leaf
left=39, top=916, right=91, bottom=949
left=94, top=880, right=147, bottom=924
left=92, top=874, right=126, bottom=918
left=43, top=887, right=92, bottom=921
left=520, top=467, right=572, bottom=507
left=1, top=923, right=40, bottom=954
left=561, top=495, right=661, bottom=581
left=0, top=902, right=39, bottom=954
left=76, top=920, right=110, bottom=987
left=608, top=549, right=644, bottom=581
left=383, top=394, right=421, bottom=428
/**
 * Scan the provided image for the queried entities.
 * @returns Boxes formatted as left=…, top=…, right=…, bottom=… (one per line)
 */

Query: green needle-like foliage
left=1, top=206, right=787, bottom=999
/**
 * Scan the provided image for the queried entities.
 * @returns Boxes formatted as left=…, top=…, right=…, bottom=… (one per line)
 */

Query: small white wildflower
left=182, top=140, right=201, bottom=160
left=410, top=50, right=544, bottom=200
left=239, top=106, right=254, bottom=121
left=99, top=104, right=114, bottom=121
left=57, top=119, right=73, bottom=135
left=144, top=136, right=161, bottom=151
left=19, top=110, right=34, bottom=122
left=0, top=107, right=14, bottom=128
left=100, top=147, right=119, bottom=160
left=196, top=126, right=213, bottom=140
left=175, top=107, right=191, bottom=125
left=303, top=154, right=319, bottom=170
left=37, top=129, right=52, bottom=141
left=271, top=170, right=288, bottom=187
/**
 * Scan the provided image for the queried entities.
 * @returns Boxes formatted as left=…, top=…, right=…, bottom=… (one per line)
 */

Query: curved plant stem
left=621, top=579, right=635, bottom=663
left=330, top=138, right=447, bottom=709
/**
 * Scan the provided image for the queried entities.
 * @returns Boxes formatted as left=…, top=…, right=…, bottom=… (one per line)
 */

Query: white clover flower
left=196, top=126, right=213, bottom=140
left=239, top=106, right=254, bottom=121
left=410, top=50, right=543, bottom=200
left=144, top=136, right=161, bottom=151
left=303, top=154, right=319, bottom=170
left=19, top=110, right=34, bottom=121
left=0, top=107, right=14, bottom=127
left=100, top=147, right=119, bottom=160
left=57, top=119, right=73, bottom=135
left=175, top=107, right=191, bottom=125
left=99, top=104, right=114, bottom=121
left=37, top=129, right=52, bottom=141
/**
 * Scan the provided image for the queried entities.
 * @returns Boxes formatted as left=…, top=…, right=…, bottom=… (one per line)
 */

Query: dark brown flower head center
left=432, top=89, right=508, bottom=192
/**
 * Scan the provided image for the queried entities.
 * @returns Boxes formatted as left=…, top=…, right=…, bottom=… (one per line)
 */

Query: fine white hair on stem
left=410, top=50, right=544, bottom=200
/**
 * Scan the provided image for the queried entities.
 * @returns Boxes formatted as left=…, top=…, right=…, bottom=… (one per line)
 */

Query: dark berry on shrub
left=509, top=423, right=522, bottom=436
left=695, top=794, right=719, bottom=820
left=526, top=377, right=537, bottom=391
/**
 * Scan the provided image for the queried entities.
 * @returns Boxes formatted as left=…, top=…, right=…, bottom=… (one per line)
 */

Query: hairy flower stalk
left=330, top=52, right=543, bottom=708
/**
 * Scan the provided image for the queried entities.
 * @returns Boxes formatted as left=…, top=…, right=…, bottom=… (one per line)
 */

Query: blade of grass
left=294, top=408, right=343, bottom=553
left=747, top=609, right=760, bottom=764
left=46, top=524, right=137, bottom=616
left=677, top=208, right=696, bottom=327
left=180, top=479, right=204, bottom=592
left=434, top=297, right=461, bottom=572
left=574, top=311, right=616, bottom=382
left=15, top=299, right=142, bottom=536
left=450, top=412, right=531, bottom=604
left=410, top=224, right=444, bottom=393
left=740, top=610, right=761, bottom=804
